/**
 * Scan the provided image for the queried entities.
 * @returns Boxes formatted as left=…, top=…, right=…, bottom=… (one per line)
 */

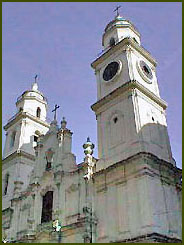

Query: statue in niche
left=45, top=148, right=54, bottom=171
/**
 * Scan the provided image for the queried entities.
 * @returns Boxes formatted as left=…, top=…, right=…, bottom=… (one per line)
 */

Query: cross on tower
left=34, top=74, right=38, bottom=83
left=114, top=6, right=121, bottom=16
left=52, top=104, right=60, bottom=121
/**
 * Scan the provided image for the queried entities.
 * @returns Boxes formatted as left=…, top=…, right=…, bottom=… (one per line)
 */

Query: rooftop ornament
left=83, top=137, right=96, bottom=181
left=52, top=104, right=60, bottom=121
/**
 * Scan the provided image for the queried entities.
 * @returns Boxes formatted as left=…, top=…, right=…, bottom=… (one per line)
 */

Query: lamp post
left=53, top=220, right=62, bottom=243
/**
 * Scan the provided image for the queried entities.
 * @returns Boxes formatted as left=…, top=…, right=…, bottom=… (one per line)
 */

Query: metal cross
left=52, top=104, right=60, bottom=121
left=114, top=6, right=121, bottom=16
left=34, top=74, right=38, bottom=83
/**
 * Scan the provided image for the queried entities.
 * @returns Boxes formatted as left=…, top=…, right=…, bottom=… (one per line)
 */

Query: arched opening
left=34, top=135, right=38, bottom=143
left=4, top=173, right=9, bottom=195
left=10, top=131, right=16, bottom=148
left=109, top=37, right=115, bottom=47
left=113, top=117, right=118, bottom=124
left=133, top=37, right=138, bottom=43
left=36, top=107, right=41, bottom=118
left=19, top=107, right=23, bottom=112
left=41, top=191, right=53, bottom=223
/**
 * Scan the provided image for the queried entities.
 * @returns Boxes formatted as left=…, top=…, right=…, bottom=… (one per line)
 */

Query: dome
left=16, top=81, right=47, bottom=104
left=102, top=15, right=141, bottom=48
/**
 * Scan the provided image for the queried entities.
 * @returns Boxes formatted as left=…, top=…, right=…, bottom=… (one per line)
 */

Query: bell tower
left=91, top=13, right=174, bottom=169
left=91, top=12, right=181, bottom=243
left=2, top=77, right=50, bottom=210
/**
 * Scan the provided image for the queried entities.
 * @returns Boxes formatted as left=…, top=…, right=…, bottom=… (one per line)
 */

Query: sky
left=2, top=2, right=182, bottom=168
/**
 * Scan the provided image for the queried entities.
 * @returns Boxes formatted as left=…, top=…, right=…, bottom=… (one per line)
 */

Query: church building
left=2, top=11, right=182, bottom=243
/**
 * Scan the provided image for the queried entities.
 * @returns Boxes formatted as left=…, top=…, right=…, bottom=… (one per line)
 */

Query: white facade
left=2, top=14, right=182, bottom=243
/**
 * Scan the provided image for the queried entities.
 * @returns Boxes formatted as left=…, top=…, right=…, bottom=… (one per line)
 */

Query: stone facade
left=2, top=14, right=182, bottom=243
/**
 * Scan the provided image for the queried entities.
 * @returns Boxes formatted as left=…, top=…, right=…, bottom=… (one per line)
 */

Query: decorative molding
left=91, top=80, right=167, bottom=114
left=40, top=185, right=55, bottom=196
left=66, top=183, right=79, bottom=193
left=91, top=37, right=157, bottom=69
left=112, top=232, right=182, bottom=243
left=2, top=149, right=35, bottom=164
left=4, top=111, right=49, bottom=131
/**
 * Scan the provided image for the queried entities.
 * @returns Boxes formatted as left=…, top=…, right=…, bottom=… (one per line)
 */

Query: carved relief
left=40, top=185, right=55, bottom=196
left=66, top=183, right=78, bottom=193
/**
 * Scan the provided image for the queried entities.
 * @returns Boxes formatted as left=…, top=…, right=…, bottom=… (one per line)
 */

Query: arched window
left=133, top=37, right=138, bottom=43
left=109, top=37, right=115, bottom=47
left=36, top=107, right=41, bottom=118
left=10, top=131, right=16, bottom=148
left=19, top=107, right=23, bottom=112
left=4, top=173, right=9, bottom=195
left=41, top=191, right=53, bottom=223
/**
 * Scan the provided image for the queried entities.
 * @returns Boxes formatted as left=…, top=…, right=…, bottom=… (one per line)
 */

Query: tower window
left=4, top=173, right=9, bottom=196
left=113, top=117, right=118, bottom=124
left=41, top=191, right=53, bottom=223
left=19, top=107, right=23, bottom=112
left=133, top=37, right=138, bottom=43
left=36, top=107, right=41, bottom=118
left=34, top=135, right=38, bottom=142
left=109, top=37, right=115, bottom=47
left=142, top=65, right=150, bottom=75
left=10, top=131, right=16, bottom=148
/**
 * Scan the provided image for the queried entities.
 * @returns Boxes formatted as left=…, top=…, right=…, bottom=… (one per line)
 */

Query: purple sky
left=2, top=2, right=182, bottom=168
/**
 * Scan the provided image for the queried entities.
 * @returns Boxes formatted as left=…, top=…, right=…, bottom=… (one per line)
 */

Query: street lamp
left=53, top=219, right=62, bottom=243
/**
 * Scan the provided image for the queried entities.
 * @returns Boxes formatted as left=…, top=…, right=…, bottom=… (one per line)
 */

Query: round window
left=140, top=60, right=153, bottom=79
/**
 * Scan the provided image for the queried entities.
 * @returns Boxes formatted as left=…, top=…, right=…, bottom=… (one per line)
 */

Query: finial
left=83, top=137, right=95, bottom=181
left=32, top=74, right=39, bottom=91
left=114, top=6, right=121, bottom=17
left=52, top=104, right=60, bottom=121
left=61, top=116, right=67, bottom=129
left=83, top=137, right=94, bottom=156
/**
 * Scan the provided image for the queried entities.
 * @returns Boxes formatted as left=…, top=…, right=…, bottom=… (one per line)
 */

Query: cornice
left=94, top=151, right=182, bottom=179
left=16, top=95, right=47, bottom=106
left=91, top=80, right=167, bottom=114
left=91, top=37, right=157, bottom=69
left=2, top=150, right=35, bottom=164
left=4, top=111, right=50, bottom=130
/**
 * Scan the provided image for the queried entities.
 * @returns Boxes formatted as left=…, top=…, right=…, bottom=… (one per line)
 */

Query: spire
left=31, top=74, right=39, bottom=91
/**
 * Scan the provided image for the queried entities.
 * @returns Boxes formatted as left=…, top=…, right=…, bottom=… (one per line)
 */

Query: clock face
left=140, top=60, right=153, bottom=79
left=103, top=61, right=119, bottom=81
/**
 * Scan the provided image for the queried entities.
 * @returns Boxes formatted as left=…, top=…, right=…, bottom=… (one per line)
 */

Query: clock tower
left=91, top=14, right=174, bottom=170
left=90, top=13, right=181, bottom=243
